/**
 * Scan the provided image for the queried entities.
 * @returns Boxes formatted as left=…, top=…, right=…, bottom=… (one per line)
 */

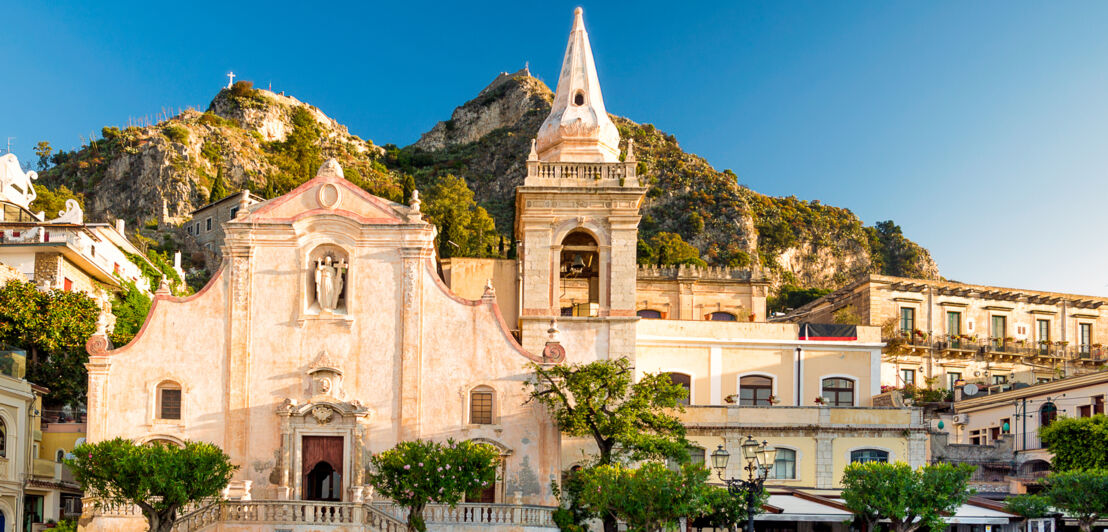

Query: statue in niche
left=314, top=255, right=348, bottom=311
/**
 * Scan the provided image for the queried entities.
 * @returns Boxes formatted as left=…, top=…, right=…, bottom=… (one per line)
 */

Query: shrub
left=230, top=80, right=254, bottom=98
left=162, top=125, right=189, bottom=144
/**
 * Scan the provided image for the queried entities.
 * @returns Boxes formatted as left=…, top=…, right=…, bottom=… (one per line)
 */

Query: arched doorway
left=305, top=461, right=342, bottom=501
left=1039, top=402, right=1058, bottom=428
left=301, top=435, right=344, bottom=501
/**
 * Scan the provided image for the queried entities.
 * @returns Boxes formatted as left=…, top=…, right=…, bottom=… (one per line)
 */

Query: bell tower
left=515, top=8, right=646, bottom=361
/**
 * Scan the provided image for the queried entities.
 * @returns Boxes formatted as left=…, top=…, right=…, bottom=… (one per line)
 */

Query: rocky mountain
left=401, top=71, right=939, bottom=288
left=35, top=74, right=938, bottom=291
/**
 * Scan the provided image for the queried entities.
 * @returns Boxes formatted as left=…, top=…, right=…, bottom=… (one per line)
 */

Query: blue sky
left=3, top=1, right=1107, bottom=295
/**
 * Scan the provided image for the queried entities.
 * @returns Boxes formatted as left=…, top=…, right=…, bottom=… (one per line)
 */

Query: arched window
left=55, top=449, right=65, bottom=463
left=740, top=375, right=774, bottom=406
left=0, top=419, right=6, bottom=458
left=821, top=378, right=855, bottom=406
left=156, top=381, right=182, bottom=420
left=1039, top=402, right=1058, bottom=428
left=470, top=386, right=494, bottom=425
left=772, top=448, right=797, bottom=479
left=637, top=309, right=663, bottom=319
left=559, top=231, right=600, bottom=315
left=667, top=373, right=692, bottom=406
left=850, top=449, right=889, bottom=463
left=708, top=312, right=736, bottom=321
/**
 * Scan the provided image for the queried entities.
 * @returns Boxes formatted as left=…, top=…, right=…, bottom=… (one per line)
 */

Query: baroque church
left=82, top=8, right=934, bottom=532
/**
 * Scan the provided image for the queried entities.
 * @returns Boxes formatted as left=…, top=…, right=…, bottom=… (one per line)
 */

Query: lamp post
left=711, top=436, right=777, bottom=532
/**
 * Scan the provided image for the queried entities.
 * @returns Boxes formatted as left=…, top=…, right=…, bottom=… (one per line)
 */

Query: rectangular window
left=470, top=392, right=493, bottom=425
left=1094, top=395, right=1105, bottom=415
left=1079, top=323, right=1092, bottom=354
left=947, top=311, right=961, bottom=337
left=1001, top=418, right=1011, bottom=433
left=900, top=308, right=915, bottom=334
left=992, top=375, right=1007, bottom=385
left=63, top=278, right=73, bottom=292
left=991, top=315, right=1007, bottom=346
left=230, top=206, right=239, bottom=219
left=205, top=217, right=212, bottom=231
left=901, top=369, right=915, bottom=387
left=947, top=372, right=962, bottom=390
left=187, top=226, right=192, bottom=235
left=195, top=223, right=200, bottom=235
left=1079, top=405, right=1092, bottom=418
left=160, top=388, right=182, bottom=420
left=1037, top=320, right=1050, bottom=343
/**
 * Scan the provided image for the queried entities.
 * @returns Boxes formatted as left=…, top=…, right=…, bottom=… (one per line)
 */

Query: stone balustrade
left=636, top=264, right=759, bottom=281
left=376, top=502, right=556, bottom=527
left=525, top=160, right=637, bottom=186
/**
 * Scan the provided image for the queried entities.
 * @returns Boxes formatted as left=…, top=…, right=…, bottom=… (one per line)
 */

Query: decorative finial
left=410, top=189, right=421, bottom=213
left=547, top=319, right=560, bottom=342
left=237, top=190, right=250, bottom=218
left=317, top=158, right=345, bottom=179
left=156, top=276, right=171, bottom=296
left=625, top=138, right=635, bottom=162
left=483, top=279, right=496, bottom=297
left=528, top=139, right=539, bottom=161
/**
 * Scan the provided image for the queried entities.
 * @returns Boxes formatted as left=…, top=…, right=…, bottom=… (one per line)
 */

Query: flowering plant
left=367, top=439, right=500, bottom=532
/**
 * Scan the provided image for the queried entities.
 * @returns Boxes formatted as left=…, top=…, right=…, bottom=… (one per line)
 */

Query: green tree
left=422, top=174, right=499, bottom=258
left=840, top=461, right=975, bottom=532
left=526, top=357, right=689, bottom=465
left=575, top=462, right=711, bottom=532
left=1005, top=494, right=1053, bottom=519
left=695, top=483, right=768, bottom=532
left=110, top=281, right=152, bottom=347
left=34, top=141, right=53, bottom=171
left=66, top=438, right=236, bottom=532
left=1042, top=470, right=1108, bottom=532
left=766, top=284, right=832, bottom=314
left=208, top=167, right=228, bottom=203
left=0, top=280, right=99, bottom=407
left=1039, top=414, right=1108, bottom=471
left=526, top=357, right=690, bottom=532
left=367, top=439, right=500, bottom=532
left=29, top=185, right=84, bottom=218
left=649, top=232, right=706, bottom=267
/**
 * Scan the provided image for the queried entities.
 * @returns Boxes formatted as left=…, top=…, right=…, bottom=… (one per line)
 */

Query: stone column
left=815, top=434, right=835, bottom=489
left=225, top=249, right=254, bottom=470
left=597, top=245, right=611, bottom=311
left=398, top=249, right=426, bottom=440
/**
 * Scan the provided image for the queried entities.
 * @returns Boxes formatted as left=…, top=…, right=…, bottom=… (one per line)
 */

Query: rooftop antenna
left=5, top=137, right=13, bottom=154
left=226, top=71, right=236, bottom=89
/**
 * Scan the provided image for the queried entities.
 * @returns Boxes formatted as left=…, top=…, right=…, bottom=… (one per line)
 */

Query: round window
left=573, top=91, right=585, bottom=106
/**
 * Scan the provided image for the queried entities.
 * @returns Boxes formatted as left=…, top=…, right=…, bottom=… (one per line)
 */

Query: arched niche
left=303, top=244, right=351, bottom=317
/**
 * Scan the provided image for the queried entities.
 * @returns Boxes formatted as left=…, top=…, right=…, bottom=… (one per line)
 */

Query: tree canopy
left=526, top=357, right=689, bottom=465
left=67, top=438, right=236, bottom=532
left=29, top=184, right=84, bottom=217
left=574, top=462, right=711, bottom=532
left=841, top=461, right=976, bottom=532
left=1040, top=414, right=1108, bottom=471
left=0, top=279, right=100, bottom=407
left=366, top=439, right=500, bottom=532
left=422, top=173, right=499, bottom=259
left=1041, top=470, right=1108, bottom=532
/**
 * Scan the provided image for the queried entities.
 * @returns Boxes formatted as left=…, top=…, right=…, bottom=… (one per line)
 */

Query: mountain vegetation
left=32, top=72, right=938, bottom=294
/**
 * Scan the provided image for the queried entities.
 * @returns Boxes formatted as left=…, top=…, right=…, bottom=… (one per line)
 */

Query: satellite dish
left=963, top=383, right=980, bottom=396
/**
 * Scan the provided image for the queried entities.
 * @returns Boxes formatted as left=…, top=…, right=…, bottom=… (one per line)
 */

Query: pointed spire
left=534, top=7, right=621, bottom=163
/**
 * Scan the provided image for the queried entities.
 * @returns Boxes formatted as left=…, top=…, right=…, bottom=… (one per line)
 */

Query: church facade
left=80, top=8, right=926, bottom=532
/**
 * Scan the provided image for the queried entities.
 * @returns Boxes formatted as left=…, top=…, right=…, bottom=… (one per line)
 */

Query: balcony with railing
left=524, top=159, right=638, bottom=187
left=885, top=332, right=1106, bottom=363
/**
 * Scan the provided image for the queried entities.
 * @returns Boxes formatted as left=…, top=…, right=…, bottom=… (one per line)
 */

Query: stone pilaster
left=398, top=249, right=426, bottom=440
left=84, top=357, right=111, bottom=442
left=225, top=248, right=254, bottom=470
left=908, top=432, right=928, bottom=469
left=33, top=252, right=62, bottom=288
left=607, top=218, right=640, bottom=314
left=815, top=434, right=835, bottom=489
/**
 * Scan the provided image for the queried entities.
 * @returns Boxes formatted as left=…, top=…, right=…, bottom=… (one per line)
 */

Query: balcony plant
left=814, top=396, right=828, bottom=406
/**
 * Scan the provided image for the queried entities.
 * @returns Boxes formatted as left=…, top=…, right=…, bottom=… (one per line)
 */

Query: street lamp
left=711, top=436, right=777, bottom=532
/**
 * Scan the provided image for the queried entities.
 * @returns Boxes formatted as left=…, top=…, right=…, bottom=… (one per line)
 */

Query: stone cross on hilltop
left=226, top=71, right=235, bottom=89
